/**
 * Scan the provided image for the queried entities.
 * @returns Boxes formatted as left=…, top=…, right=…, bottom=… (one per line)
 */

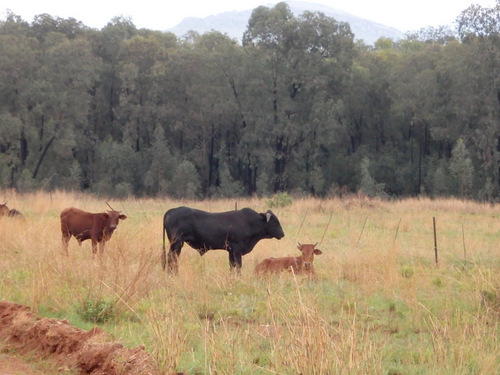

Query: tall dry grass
left=1, top=190, right=500, bottom=374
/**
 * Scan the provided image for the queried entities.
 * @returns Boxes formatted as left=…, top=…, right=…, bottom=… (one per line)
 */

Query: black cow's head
left=263, top=210, right=285, bottom=239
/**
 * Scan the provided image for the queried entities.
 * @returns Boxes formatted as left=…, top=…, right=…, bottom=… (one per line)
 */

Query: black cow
left=162, top=206, right=285, bottom=273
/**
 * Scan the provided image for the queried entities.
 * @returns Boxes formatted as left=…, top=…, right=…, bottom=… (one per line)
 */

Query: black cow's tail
left=161, top=212, right=167, bottom=271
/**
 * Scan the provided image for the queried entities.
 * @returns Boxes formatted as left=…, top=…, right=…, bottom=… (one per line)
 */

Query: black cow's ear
left=266, top=212, right=271, bottom=222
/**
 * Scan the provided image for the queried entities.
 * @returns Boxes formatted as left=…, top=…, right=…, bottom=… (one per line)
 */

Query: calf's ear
left=119, top=214, right=127, bottom=220
left=314, top=249, right=323, bottom=255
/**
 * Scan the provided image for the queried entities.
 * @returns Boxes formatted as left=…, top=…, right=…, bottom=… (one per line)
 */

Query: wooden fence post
left=433, top=217, right=438, bottom=265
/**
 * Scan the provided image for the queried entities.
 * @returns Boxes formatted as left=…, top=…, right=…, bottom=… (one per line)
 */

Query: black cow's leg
left=228, top=252, right=236, bottom=269
left=228, top=251, right=242, bottom=273
left=168, top=241, right=183, bottom=274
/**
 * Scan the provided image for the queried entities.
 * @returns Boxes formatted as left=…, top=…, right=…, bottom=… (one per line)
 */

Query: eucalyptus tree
left=92, top=17, right=138, bottom=141
left=455, top=2, right=500, bottom=193
left=157, top=31, right=245, bottom=196
left=242, top=2, right=301, bottom=192
left=291, top=11, right=356, bottom=194
left=34, top=30, right=101, bottom=181
left=242, top=2, right=355, bottom=194
left=115, top=33, right=170, bottom=151
left=342, top=38, right=408, bottom=194
left=387, top=37, right=455, bottom=195
left=0, top=13, right=37, bottom=186
left=449, top=138, right=474, bottom=197
left=0, top=13, right=101, bottom=190
left=30, top=13, right=87, bottom=42
left=144, top=125, right=175, bottom=196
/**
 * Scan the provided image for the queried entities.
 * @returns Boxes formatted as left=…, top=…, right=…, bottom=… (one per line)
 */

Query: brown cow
left=60, top=207, right=127, bottom=256
left=0, top=202, right=9, bottom=216
left=255, top=242, right=322, bottom=275
left=0, top=201, right=24, bottom=219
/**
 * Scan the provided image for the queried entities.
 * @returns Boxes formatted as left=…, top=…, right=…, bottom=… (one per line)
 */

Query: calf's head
left=105, top=210, right=127, bottom=231
left=297, top=242, right=322, bottom=271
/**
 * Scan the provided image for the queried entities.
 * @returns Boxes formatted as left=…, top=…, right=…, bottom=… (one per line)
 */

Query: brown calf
left=255, top=242, right=322, bottom=274
left=60, top=207, right=127, bottom=256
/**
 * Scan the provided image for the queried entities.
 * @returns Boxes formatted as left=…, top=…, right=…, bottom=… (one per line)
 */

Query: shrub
left=266, top=192, right=293, bottom=208
left=401, top=265, right=414, bottom=278
left=79, top=298, right=116, bottom=324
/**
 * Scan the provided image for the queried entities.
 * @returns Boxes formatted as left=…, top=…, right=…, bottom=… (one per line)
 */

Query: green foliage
left=432, top=277, right=443, bottom=288
left=358, top=157, right=387, bottom=198
left=449, top=139, right=474, bottom=198
left=481, top=289, right=500, bottom=312
left=171, top=160, right=201, bottom=199
left=400, top=265, right=414, bottom=278
left=212, top=162, right=245, bottom=198
left=431, top=161, right=453, bottom=197
left=0, top=4, right=499, bottom=200
left=266, top=192, right=293, bottom=208
left=78, top=298, right=116, bottom=324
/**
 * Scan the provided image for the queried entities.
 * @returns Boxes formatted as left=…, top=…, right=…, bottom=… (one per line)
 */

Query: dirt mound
left=0, top=300, right=163, bottom=375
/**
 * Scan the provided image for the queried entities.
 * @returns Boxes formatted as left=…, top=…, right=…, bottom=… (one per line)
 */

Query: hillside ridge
left=168, top=0, right=404, bottom=44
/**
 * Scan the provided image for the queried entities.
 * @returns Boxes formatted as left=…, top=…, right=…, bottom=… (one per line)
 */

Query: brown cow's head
left=297, top=242, right=322, bottom=271
left=0, top=201, right=9, bottom=216
left=105, top=210, right=127, bottom=231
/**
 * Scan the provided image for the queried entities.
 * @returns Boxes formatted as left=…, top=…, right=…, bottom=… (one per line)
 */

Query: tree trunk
left=32, top=135, right=56, bottom=179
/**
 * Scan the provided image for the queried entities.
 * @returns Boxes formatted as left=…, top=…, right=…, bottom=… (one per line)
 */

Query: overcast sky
left=1, top=0, right=497, bottom=32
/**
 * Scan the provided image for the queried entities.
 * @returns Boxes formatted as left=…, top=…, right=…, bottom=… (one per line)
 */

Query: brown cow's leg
left=61, top=234, right=70, bottom=256
left=99, top=242, right=105, bottom=256
left=60, top=222, right=71, bottom=255
left=91, top=239, right=98, bottom=256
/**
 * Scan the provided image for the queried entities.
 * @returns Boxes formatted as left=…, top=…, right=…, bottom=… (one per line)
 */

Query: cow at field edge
left=0, top=201, right=24, bottom=219
left=162, top=206, right=285, bottom=273
left=0, top=202, right=9, bottom=216
left=255, top=242, right=322, bottom=275
left=60, top=207, right=127, bottom=256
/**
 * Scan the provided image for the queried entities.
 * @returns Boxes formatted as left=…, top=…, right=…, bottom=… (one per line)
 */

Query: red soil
left=0, top=300, right=164, bottom=375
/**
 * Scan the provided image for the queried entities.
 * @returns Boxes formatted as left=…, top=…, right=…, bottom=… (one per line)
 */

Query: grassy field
left=1, top=190, right=500, bottom=374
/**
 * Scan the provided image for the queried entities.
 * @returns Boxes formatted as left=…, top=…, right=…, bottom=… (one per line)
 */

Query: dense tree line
left=1, top=2, right=499, bottom=200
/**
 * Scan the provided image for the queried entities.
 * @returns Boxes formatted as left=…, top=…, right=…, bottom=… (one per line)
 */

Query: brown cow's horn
left=313, top=242, right=318, bottom=247
left=106, top=202, right=115, bottom=211
left=298, top=242, right=302, bottom=247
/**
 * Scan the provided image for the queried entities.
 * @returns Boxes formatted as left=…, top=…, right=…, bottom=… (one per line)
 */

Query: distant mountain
left=168, top=0, right=404, bottom=45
